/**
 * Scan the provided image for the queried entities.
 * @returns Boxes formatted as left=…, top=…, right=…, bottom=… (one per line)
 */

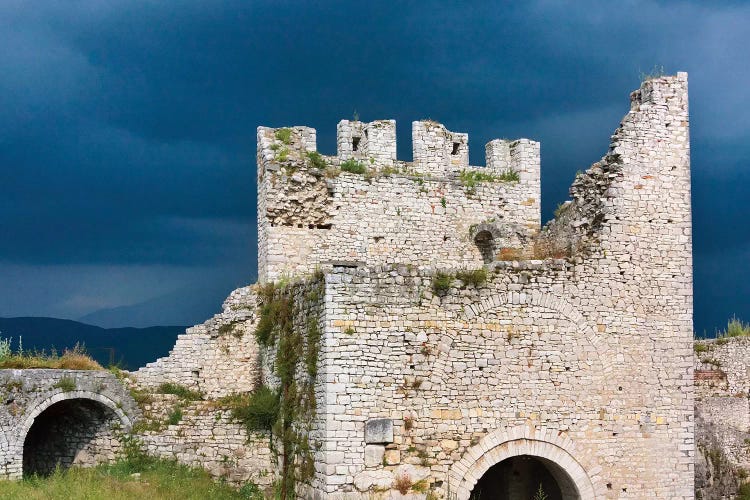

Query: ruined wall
left=257, top=120, right=541, bottom=282
left=133, top=286, right=259, bottom=398
left=299, top=73, right=693, bottom=499
left=135, top=395, right=274, bottom=487
left=694, top=337, right=750, bottom=498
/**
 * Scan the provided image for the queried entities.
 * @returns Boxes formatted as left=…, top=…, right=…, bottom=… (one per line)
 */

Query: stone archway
left=19, top=392, right=132, bottom=477
left=448, top=426, right=601, bottom=500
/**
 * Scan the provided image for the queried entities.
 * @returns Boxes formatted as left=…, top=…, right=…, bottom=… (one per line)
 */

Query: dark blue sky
left=1, top=1, right=748, bottom=334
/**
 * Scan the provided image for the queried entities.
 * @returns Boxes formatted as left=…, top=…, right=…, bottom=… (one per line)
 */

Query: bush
left=340, top=158, right=367, bottom=174
left=156, top=383, right=203, bottom=402
left=432, top=272, right=454, bottom=296
left=225, top=386, right=279, bottom=432
left=455, top=269, right=487, bottom=287
left=393, top=473, right=413, bottom=495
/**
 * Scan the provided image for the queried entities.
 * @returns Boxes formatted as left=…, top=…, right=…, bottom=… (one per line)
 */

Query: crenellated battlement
left=256, top=119, right=542, bottom=282
left=258, top=119, right=540, bottom=181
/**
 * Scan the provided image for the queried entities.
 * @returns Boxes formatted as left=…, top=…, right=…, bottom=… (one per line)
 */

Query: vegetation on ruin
left=718, top=317, right=750, bottom=338
left=52, top=376, right=76, bottom=392
left=459, top=168, right=519, bottom=190
left=0, top=337, right=102, bottom=370
left=274, top=128, right=293, bottom=145
left=157, top=382, right=204, bottom=402
left=218, top=321, right=244, bottom=339
left=0, top=455, right=264, bottom=500
left=432, top=272, right=454, bottom=295
left=221, top=386, right=280, bottom=432
left=252, top=279, right=322, bottom=500
left=455, top=268, right=487, bottom=287
left=305, top=151, right=327, bottom=170
left=340, top=158, right=367, bottom=174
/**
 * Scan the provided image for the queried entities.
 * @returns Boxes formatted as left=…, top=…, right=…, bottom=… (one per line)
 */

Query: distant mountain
left=0, top=317, right=186, bottom=369
left=78, top=280, right=242, bottom=329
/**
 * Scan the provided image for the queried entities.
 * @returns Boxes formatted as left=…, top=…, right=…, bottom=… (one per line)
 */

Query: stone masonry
left=116, top=73, right=694, bottom=499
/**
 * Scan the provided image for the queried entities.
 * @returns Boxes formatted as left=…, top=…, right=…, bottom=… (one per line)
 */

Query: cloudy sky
left=1, top=0, right=748, bottom=333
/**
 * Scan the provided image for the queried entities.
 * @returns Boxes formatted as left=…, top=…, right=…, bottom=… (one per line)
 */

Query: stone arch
left=448, top=426, right=603, bottom=500
left=17, top=391, right=132, bottom=477
left=471, top=224, right=502, bottom=264
left=462, top=290, right=612, bottom=374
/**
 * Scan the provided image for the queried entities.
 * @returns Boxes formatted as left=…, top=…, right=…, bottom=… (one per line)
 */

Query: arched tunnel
left=23, top=397, right=124, bottom=477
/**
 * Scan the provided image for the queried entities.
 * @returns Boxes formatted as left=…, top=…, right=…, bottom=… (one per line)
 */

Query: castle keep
left=0, top=73, right=694, bottom=499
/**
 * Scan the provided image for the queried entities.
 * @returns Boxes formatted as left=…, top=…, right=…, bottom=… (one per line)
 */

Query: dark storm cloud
left=1, top=0, right=748, bottom=331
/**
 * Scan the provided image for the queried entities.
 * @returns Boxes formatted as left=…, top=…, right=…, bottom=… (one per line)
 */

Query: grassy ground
left=0, top=456, right=263, bottom=500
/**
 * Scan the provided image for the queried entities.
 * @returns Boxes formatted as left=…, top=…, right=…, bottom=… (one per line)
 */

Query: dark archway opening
left=23, top=398, right=122, bottom=477
left=470, top=455, right=579, bottom=500
left=474, top=230, right=496, bottom=264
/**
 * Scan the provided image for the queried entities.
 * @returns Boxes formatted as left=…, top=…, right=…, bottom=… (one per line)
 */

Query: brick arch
left=462, top=290, right=612, bottom=374
left=448, top=425, right=603, bottom=500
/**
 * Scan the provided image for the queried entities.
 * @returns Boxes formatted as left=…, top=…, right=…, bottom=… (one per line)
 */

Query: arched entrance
left=448, top=427, right=599, bottom=500
left=21, top=395, right=129, bottom=477
left=470, top=454, right=579, bottom=500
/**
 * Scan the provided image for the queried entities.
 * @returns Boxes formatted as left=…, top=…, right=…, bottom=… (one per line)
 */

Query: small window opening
left=353, top=137, right=361, bottom=151
left=451, top=142, right=460, bottom=155
left=474, top=230, right=496, bottom=264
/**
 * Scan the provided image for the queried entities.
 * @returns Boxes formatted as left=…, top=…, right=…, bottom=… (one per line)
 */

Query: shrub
left=432, top=272, right=454, bottom=296
left=340, top=158, right=367, bottom=174
left=306, top=151, right=327, bottom=170
left=694, top=343, right=708, bottom=354
left=226, top=386, right=279, bottom=432
left=53, top=376, right=76, bottom=392
left=157, top=383, right=203, bottom=401
left=497, top=169, right=520, bottom=182
left=455, top=269, right=487, bottom=287
left=393, top=473, right=413, bottom=495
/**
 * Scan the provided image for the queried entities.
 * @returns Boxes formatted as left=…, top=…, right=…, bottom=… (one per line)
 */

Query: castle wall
left=256, top=122, right=541, bottom=283
left=303, top=74, right=693, bottom=499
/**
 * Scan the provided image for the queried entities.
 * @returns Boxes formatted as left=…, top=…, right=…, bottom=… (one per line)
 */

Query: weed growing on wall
left=432, top=272, right=454, bottom=296
left=340, top=158, right=367, bottom=174
left=53, top=376, right=76, bottom=392
left=157, top=383, right=203, bottom=402
left=253, top=277, right=323, bottom=500
left=274, top=128, right=293, bottom=145
left=455, top=269, right=487, bottom=287
left=305, top=151, right=327, bottom=170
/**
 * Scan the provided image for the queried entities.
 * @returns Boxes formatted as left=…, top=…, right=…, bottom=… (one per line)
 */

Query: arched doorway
left=470, top=454, right=580, bottom=500
left=22, top=397, right=125, bottom=476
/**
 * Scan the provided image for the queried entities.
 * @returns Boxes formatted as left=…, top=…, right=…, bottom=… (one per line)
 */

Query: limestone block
left=353, top=469, right=394, bottom=492
left=365, top=418, right=393, bottom=444
left=364, top=445, right=385, bottom=467
left=384, top=449, right=401, bottom=465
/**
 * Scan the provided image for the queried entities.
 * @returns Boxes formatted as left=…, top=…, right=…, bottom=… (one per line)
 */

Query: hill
left=0, top=317, right=185, bottom=369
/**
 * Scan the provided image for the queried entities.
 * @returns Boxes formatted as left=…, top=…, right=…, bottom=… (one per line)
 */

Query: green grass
left=306, top=151, right=327, bottom=170
left=274, top=128, right=292, bottom=144
left=219, top=386, right=279, bottom=432
left=0, top=457, right=263, bottom=500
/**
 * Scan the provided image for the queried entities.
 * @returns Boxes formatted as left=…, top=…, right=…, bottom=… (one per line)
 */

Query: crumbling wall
left=133, top=286, right=259, bottom=398
left=694, top=338, right=750, bottom=498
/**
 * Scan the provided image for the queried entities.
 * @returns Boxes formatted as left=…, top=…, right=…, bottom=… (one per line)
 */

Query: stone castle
left=1, top=73, right=697, bottom=499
